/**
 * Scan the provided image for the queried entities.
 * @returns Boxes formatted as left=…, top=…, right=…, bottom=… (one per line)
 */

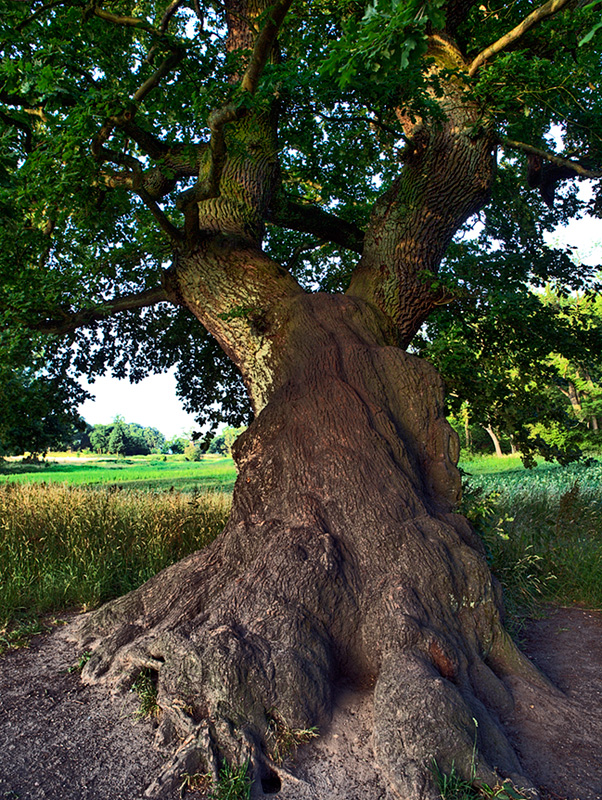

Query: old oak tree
left=1, top=0, right=601, bottom=796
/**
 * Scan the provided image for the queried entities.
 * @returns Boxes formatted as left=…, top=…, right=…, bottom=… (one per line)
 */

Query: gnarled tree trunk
left=74, top=291, right=553, bottom=799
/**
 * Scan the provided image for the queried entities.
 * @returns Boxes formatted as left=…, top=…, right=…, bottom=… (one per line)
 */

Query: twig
left=136, top=185, right=184, bottom=241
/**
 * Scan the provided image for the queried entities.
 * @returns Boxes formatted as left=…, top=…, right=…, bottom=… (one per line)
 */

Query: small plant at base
left=210, top=761, right=251, bottom=800
left=131, top=668, right=161, bottom=720
left=433, top=762, right=529, bottom=800
left=433, top=722, right=529, bottom=800
left=68, top=650, right=92, bottom=673
left=267, top=710, right=319, bottom=765
left=178, top=771, right=212, bottom=796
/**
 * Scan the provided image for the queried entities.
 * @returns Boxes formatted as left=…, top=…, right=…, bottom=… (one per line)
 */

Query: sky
left=78, top=371, right=199, bottom=440
left=78, top=210, right=602, bottom=439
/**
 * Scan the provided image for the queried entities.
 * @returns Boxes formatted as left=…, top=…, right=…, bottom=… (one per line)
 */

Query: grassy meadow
left=460, top=453, right=602, bottom=615
left=1, top=451, right=601, bottom=652
left=0, top=453, right=238, bottom=492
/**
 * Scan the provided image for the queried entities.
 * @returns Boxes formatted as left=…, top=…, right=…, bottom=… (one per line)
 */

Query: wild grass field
left=1, top=452, right=601, bottom=653
left=460, top=454, right=602, bottom=615
left=0, top=453, right=238, bottom=492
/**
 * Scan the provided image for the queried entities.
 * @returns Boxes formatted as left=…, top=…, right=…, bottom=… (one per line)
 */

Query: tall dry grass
left=0, top=482, right=230, bottom=628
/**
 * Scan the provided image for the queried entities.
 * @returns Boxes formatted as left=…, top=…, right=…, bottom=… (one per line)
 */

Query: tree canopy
left=0, top=0, right=601, bottom=453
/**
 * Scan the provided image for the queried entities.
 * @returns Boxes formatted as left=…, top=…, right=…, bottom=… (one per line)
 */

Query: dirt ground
left=0, top=606, right=600, bottom=800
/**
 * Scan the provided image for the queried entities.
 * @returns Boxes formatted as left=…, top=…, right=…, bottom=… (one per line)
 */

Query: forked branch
left=468, top=0, right=573, bottom=76
left=182, top=0, right=295, bottom=216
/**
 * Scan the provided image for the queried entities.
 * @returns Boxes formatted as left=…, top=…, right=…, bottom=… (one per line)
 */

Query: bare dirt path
left=0, top=606, right=600, bottom=800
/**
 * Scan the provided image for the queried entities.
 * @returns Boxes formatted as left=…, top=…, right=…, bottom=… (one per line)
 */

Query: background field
left=1, top=452, right=601, bottom=651
left=0, top=454, right=237, bottom=493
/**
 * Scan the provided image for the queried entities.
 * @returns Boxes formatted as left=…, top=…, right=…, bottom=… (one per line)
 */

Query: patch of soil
left=0, top=616, right=166, bottom=800
left=0, top=607, right=600, bottom=800
left=505, top=607, right=602, bottom=800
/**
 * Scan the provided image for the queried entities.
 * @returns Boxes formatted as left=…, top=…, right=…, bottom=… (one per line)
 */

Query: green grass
left=179, top=763, right=252, bottom=800
left=0, top=481, right=230, bottom=635
left=131, top=668, right=161, bottom=720
left=460, top=456, right=602, bottom=615
left=0, top=454, right=238, bottom=493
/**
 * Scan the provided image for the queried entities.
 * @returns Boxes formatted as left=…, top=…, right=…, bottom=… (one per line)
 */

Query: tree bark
left=484, top=426, right=505, bottom=458
left=74, top=292, right=552, bottom=799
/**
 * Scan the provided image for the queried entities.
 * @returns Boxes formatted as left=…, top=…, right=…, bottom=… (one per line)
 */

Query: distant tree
left=164, top=436, right=188, bottom=455
left=207, top=433, right=227, bottom=455
left=419, top=283, right=601, bottom=464
left=0, top=334, right=88, bottom=457
left=124, top=422, right=151, bottom=455
left=108, top=419, right=128, bottom=457
left=89, top=424, right=112, bottom=455
left=54, top=417, right=94, bottom=452
left=184, top=441, right=202, bottom=461
left=143, top=426, right=166, bottom=453
left=206, top=426, right=247, bottom=455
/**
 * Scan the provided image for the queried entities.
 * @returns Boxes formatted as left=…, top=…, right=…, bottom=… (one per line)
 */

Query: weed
left=178, top=764, right=252, bottom=798
left=433, top=719, right=528, bottom=800
left=433, top=763, right=527, bottom=800
left=131, top=669, right=161, bottom=719
left=210, top=762, right=251, bottom=800
left=68, top=650, right=92, bottom=674
left=179, top=771, right=213, bottom=796
left=267, top=710, right=319, bottom=765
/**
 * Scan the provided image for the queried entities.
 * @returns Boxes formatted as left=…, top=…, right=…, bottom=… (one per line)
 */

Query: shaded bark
left=348, top=37, right=496, bottom=345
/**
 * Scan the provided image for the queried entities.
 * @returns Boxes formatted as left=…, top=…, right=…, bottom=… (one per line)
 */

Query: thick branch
left=32, top=287, right=169, bottom=336
left=240, top=0, right=295, bottom=93
left=468, top=0, right=573, bottom=76
left=269, top=197, right=365, bottom=253
left=91, top=7, right=160, bottom=36
left=501, top=137, right=602, bottom=178
left=133, top=49, right=185, bottom=104
left=158, top=0, right=186, bottom=34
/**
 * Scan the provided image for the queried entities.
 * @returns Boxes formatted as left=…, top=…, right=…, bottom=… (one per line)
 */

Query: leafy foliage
left=0, top=0, right=601, bottom=455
